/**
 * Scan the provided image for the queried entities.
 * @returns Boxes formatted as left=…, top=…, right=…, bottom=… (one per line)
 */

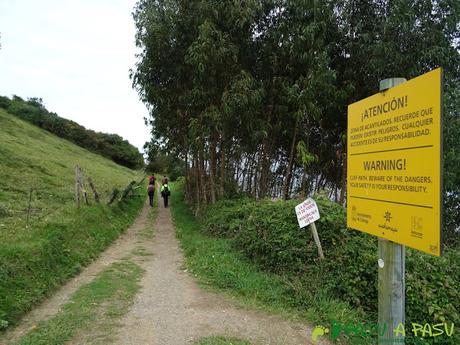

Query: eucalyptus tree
left=133, top=0, right=460, bottom=227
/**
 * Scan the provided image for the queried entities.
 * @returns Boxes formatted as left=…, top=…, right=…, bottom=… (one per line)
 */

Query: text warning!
left=347, top=68, right=442, bottom=256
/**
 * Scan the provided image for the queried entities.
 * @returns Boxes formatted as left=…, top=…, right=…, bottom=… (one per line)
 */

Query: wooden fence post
left=75, top=165, right=81, bottom=208
left=88, top=177, right=100, bottom=203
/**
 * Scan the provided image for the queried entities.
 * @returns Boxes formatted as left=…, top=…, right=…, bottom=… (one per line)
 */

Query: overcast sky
left=0, top=0, right=150, bottom=152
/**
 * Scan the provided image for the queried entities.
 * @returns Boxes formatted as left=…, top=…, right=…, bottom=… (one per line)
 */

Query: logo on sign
left=384, top=211, right=392, bottom=223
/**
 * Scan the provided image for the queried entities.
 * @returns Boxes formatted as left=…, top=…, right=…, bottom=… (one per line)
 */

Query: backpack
left=163, top=185, right=170, bottom=196
left=147, top=184, right=155, bottom=193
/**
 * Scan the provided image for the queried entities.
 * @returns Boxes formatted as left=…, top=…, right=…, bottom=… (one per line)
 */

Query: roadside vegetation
left=14, top=259, right=144, bottom=345
left=171, top=183, right=460, bottom=345
left=0, top=109, right=145, bottom=330
left=171, top=187, right=361, bottom=344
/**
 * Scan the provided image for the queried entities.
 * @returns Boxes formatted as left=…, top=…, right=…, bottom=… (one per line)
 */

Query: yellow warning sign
left=347, top=68, right=442, bottom=256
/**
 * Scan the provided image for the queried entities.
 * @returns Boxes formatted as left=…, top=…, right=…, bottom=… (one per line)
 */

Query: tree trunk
left=288, top=164, right=296, bottom=198
left=255, top=149, right=262, bottom=199
left=246, top=157, right=254, bottom=195
left=219, top=138, right=226, bottom=198
left=194, top=155, right=200, bottom=214
left=259, top=142, right=268, bottom=198
left=184, top=151, right=190, bottom=203
left=199, top=149, right=207, bottom=206
left=209, top=135, right=217, bottom=204
left=283, top=118, right=299, bottom=200
left=339, top=149, right=347, bottom=205
left=300, top=169, right=307, bottom=198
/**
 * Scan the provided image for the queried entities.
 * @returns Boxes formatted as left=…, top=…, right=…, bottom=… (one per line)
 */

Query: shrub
left=202, top=196, right=460, bottom=339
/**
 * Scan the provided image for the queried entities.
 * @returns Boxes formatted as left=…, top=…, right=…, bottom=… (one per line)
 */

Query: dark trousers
left=163, top=195, right=168, bottom=207
left=148, top=192, right=154, bottom=206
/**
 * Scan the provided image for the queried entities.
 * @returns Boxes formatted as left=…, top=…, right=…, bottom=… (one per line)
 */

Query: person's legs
left=149, top=193, right=153, bottom=206
left=165, top=196, right=168, bottom=207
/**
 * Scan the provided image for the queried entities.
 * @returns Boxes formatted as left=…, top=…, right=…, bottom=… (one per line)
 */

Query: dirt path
left=0, top=201, right=152, bottom=345
left=1, top=195, right=331, bottom=345
left=112, top=197, right=328, bottom=345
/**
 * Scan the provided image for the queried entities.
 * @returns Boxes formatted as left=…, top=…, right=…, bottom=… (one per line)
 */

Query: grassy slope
left=0, top=109, right=145, bottom=328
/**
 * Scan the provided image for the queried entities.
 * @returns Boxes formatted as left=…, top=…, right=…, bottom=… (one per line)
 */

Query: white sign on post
left=295, top=198, right=320, bottom=228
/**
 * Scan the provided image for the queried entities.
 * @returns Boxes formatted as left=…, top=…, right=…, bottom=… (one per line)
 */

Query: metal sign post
left=347, top=69, right=443, bottom=344
left=377, top=78, right=406, bottom=345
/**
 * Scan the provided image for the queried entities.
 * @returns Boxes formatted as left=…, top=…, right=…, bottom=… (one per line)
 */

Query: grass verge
left=0, top=109, right=146, bottom=329
left=14, top=259, right=144, bottom=345
left=170, top=186, right=363, bottom=344
left=0, top=195, right=146, bottom=330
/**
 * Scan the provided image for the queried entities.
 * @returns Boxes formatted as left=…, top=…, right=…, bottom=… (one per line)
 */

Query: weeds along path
left=0, top=201, right=153, bottom=345
left=113, top=196, right=329, bottom=345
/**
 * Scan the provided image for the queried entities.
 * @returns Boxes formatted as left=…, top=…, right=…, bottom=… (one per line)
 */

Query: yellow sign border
left=346, top=68, right=443, bottom=256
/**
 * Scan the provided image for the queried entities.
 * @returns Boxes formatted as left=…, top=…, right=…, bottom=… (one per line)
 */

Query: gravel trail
left=1, top=194, right=331, bottom=345
left=113, top=197, right=328, bottom=345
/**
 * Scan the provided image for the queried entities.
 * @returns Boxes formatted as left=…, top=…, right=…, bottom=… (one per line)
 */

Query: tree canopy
left=133, top=0, right=460, bottom=243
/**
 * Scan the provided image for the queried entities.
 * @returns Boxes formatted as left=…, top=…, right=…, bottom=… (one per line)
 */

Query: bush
left=202, top=196, right=460, bottom=341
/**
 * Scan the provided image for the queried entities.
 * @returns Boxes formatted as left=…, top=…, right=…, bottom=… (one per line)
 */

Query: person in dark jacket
left=147, top=180, right=155, bottom=207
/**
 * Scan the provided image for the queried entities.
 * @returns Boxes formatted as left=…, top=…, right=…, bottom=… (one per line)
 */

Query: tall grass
left=0, top=109, right=145, bottom=329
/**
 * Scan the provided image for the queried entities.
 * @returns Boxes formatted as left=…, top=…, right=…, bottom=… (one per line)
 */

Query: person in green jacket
left=160, top=183, right=170, bottom=207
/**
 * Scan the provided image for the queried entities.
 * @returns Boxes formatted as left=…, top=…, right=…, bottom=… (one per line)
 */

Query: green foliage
left=133, top=0, right=460, bottom=243
left=171, top=186, right=364, bottom=343
left=0, top=96, right=144, bottom=169
left=144, top=141, right=185, bottom=181
left=0, top=109, right=145, bottom=329
left=443, top=84, right=460, bottom=246
left=202, top=196, right=460, bottom=343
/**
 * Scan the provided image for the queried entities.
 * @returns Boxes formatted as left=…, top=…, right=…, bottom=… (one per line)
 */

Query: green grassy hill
left=0, top=109, right=145, bottom=329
